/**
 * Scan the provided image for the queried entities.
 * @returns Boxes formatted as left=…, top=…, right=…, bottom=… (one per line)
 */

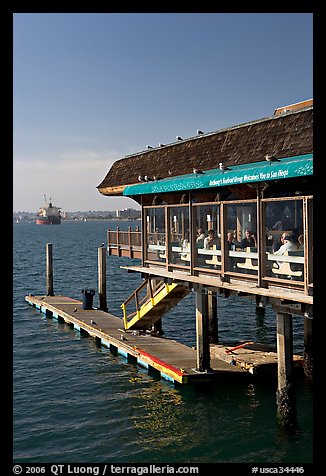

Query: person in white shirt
left=273, top=234, right=298, bottom=270
left=274, top=235, right=298, bottom=255
left=196, top=228, right=206, bottom=245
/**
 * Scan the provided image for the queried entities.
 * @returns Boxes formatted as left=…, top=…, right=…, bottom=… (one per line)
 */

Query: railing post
left=303, top=197, right=313, bottom=293
left=220, top=203, right=228, bottom=279
left=165, top=207, right=171, bottom=271
left=257, top=187, right=267, bottom=288
left=128, top=226, right=132, bottom=258
left=46, top=243, right=54, bottom=296
left=134, top=290, right=141, bottom=321
left=116, top=226, right=121, bottom=256
left=189, top=193, right=195, bottom=275
left=107, top=229, right=113, bottom=256
left=121, top=303, right=128, bottom=329
left=141, top=201, right=146, bottom=266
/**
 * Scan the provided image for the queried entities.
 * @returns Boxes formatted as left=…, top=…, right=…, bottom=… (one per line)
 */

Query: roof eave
left=97, top=184, right=128, bottom=196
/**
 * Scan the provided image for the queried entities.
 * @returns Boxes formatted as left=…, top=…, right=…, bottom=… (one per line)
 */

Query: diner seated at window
left=273, top=234, right=298, bottom=256
left=227, top=232, right=236, bottom=251
left=272, top=234, right=303, bottom=276
left=239, top=230, right=257, bottom=249
left=297, top=234, right=304, bottom=251
left=196, top=228, right=206, bottom=246
left=204, top=229, right=220, bottom=249
left=272, top=232, right=286, bottom=253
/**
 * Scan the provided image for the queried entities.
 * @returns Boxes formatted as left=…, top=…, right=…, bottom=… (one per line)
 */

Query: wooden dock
left=210, top=343, right=303, bottom=376
left=25, top=294, right=250, bottom=384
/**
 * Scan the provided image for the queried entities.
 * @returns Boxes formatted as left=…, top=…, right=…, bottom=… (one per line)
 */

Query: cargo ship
left=36, top=196, right=62, bottom=225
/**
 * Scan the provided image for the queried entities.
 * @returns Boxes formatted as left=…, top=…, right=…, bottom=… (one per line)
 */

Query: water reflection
left=129, top=381, right=186, bottom=449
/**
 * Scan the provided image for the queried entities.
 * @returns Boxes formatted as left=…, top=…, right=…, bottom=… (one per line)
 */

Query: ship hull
left=36, top=197, right=62, bottom=224
left=36, top=216, right=61, bottom=225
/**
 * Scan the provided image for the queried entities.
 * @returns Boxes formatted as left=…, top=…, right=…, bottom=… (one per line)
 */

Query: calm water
left=13, top=221, right=313, bottom=463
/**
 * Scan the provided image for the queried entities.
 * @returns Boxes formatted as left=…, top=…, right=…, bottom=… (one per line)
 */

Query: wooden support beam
left=257, top=186, right=268, bottom=288
left=151, top=278, right=164, bottom=336
left=195, top=287, right=211, bottom=372
left=207, top=290, right=218, bottom=344
left=98, top=246, right=108, bottom=311
left=189, top=192, right=195, bottom=275
left=220, top=203, right=228, bottom=278
left=303, top=316, right=313, bottom=380
left=276, top=312, right=297, bottom=430
left=46, top=243, right=54, bottom=296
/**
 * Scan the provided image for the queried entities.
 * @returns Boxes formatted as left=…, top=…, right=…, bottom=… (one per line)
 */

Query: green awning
left=123, top=154, right=313, bottom=197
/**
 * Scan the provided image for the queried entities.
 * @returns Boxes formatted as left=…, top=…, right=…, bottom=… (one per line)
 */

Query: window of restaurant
left=142, top=195, right=311, bottom=292
left=193, top=203, right=221, bottom=270
left=169, top=205, right=190, bottom=267
left=144, top=206, right=166, bottom=265
left=263, top=198, right=304, bottom=282
left=224, top=201, right=258, bottom=276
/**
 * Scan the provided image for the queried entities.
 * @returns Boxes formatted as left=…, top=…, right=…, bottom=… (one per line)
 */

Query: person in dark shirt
left=240, top=230, right=257, bottom=249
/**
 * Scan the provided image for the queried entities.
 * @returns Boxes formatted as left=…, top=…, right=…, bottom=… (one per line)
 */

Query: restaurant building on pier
left=97, top=99, right=313, bottom=427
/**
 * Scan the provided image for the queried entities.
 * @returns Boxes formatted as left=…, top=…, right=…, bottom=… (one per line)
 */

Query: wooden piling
left=276, top=312, right=297, bottom=430
left=207, top=290, right=218, bottom=344
left=46, top=243, right=54, bottom=296
left=195, top=287, right=211, bottom=372
left=303, top=316, right=313, bottom=380
left=98, top=246, right=108, bottom=311
left=151, top=278, right=164, bottom=335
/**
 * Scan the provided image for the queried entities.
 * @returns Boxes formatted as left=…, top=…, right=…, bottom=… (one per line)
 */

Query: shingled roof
left=97, top=104, right=313, bottom=196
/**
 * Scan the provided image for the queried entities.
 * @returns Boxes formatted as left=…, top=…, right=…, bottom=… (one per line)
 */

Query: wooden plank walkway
left=210, top=343, right=303, bottom=376
left=25, top=294, right=248, bottom=384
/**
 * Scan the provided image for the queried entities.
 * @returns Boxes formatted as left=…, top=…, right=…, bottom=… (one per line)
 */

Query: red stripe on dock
left=137, top=349, right=185, bottom=376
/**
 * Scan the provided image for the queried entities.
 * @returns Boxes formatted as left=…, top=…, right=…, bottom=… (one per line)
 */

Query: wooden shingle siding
left=97, top=107, right=313, bottom=196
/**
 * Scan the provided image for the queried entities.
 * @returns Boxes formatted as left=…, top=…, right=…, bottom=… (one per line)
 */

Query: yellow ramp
left=121, top=280, right=189, bottom=331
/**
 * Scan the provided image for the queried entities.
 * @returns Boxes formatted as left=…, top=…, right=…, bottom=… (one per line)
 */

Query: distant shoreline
left=14, top=217, right=141, bottom=223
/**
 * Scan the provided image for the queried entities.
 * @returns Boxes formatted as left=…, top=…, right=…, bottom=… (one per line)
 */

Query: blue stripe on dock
left=74, top=324, right=80, bottom=331
left=160, top=372, right=175, bottom=383
left=41, top=306, right=46, bottom=314
left=137, top=358, right=149, bottom=369
left=118, top=347, right=128, bottom=358
left=52, top=312, right=59, bottom=319
left=100, top=338, right=111, bottom=349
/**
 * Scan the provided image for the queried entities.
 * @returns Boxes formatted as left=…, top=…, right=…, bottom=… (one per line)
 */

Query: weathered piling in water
left=276, top=312, right=297, bottom=430
left=46, top=243, right=54, bottom=296
left=98, top=246, right=108, bottom=311
left=195, top=286, right=211, bottom=372
left=303, top=315, right=313, bottom=380
left=207, top=290, right=218, bottom=344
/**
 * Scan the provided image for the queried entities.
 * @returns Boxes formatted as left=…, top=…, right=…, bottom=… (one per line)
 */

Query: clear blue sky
left=13, top=13, right=313, bottom=212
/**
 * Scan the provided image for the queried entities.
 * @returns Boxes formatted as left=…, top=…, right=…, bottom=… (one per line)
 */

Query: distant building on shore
left=115, top=208, right=141, bottom=219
